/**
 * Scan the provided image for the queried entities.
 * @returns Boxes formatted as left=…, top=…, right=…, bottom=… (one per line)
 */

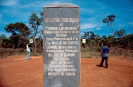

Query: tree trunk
left=111, top=27, right=114, bottom=47
left=33, top=36, right=36, bottom=54
left=17, top=41, right=20, bottom=48
left=35, top=45, right=37, bottom=53
left=12, top=44, right=14, bottom=49
left=33, top=36, right=42, bottom=54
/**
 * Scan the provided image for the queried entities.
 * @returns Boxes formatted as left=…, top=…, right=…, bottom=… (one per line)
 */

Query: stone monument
left=43, top=3, right=80, bottom=87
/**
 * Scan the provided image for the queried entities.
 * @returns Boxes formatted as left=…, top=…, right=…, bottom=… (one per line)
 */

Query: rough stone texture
left=43, top=3, right=80, bottom=87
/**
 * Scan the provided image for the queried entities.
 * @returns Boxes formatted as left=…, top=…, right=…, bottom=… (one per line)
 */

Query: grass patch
left=0, top=48, right=26, bottom=58
left=81, top=47, right=101, bottom=58
left=81, top=46, right=133, bottom=58
left=109, top=47, right=133, bottom=57
left=30, top=52, right=43, bottom=56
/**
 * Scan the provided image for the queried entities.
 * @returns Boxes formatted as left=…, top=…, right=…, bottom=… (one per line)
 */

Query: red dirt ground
left=0, top=55, right=133, bottom=87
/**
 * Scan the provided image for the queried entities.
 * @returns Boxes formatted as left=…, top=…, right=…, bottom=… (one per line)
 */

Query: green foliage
left=28, top=12, right=42, bottom=36
left=81, top=32, right=89, bottom=39
left=81, top=29, right=133, bottom=58
left=0, top=34, right=7, bottom=47
left=90, top=31, right=95, bottom=39
left=4, top=22, right=31, bottom=48
left=0, top=34, right=6, bottom=39
left=117, top=33, right=133, bottom=49
left=91, top=40, right=97, bottom=47
left=28, top=12, right=43, bottom=53
left=96, top=46, right=102, bottom=52
left=114, top=29, right=126, bottom=38
left=103, top=15, right=116, bottom=26
left=103, top=15, right=116, bottom=37
left=4, top=22, right=30, bottom=37
left=1, top=38, right=11, bottom=48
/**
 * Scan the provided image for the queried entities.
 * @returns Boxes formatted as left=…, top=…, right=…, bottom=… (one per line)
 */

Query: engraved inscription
left=44, top=18, right=79, bottom=76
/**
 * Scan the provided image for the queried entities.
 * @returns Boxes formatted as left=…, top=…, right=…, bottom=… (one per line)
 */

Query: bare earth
left=0, top=55, right=133, bottom=87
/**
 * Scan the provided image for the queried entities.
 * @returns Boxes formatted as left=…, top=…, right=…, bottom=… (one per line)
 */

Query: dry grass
left=81, top=46, right=133, bottom=58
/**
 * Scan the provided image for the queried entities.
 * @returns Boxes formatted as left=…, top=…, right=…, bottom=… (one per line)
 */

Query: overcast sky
left=0, top=0, right=133, bottom=38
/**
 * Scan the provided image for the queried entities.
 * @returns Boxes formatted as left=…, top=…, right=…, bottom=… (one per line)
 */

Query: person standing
left=100, top=43, right=109, bottom=68
left=26, top=44, right=30, bottom=60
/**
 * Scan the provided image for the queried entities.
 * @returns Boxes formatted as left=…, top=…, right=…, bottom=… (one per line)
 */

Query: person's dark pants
left=100, top=57, right=108, bottom=68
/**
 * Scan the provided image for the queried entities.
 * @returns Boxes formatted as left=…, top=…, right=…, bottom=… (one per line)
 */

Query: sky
left=0, top=0, right=133, bottom=38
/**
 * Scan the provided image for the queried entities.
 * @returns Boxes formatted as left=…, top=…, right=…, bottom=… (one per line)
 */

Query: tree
left=28, top=12, right=43, bottom=53
left=95, top=34, right=100, bottom=46
left=4, top=22, right=31, bottom=48
left=114, top=29, right=126, bottom=38
left=118, top=33, right=133, bottom=48
left=90, top=31, right=95, bottom=39
left=103, top=15, right=116, bottom=37
left=81, top=32, right=89, bottom=39
left=95, top=34, right=100, bottom=39
left=0, top=34, right=7, bottom=47
left=102, top=35, right=107, bottom=39
left=0, top=34, right=6, bottom=39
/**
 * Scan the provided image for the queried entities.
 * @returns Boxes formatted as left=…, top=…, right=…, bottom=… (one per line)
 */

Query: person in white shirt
left=26, top=44, right=30, bottom=60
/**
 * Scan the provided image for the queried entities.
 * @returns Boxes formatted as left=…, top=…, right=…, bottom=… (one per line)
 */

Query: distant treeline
left=81, top=29, right=133, bottom=50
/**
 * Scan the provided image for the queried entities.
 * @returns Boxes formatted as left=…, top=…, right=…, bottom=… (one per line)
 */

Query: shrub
left=0, top=48, right=26, bottom=58
left=96, top=46, right=102, bottom=52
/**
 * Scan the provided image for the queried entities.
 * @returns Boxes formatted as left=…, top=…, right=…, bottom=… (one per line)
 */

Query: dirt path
left=0, top=56, right=133, bottom=87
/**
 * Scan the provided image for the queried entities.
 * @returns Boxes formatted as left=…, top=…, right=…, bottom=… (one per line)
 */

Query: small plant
left=87, top=56, right=92, bottom=58
left=96, top=46, right=102, bottom=52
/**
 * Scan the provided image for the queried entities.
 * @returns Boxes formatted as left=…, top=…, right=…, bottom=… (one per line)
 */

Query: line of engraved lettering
left=57, top=46, right=76, bottom=49
left=44, top=30, right=59, bottom=34
left=63, top=61, right=73, bottom=64
left=58, top=46, right=67, bottom=49
left=68, top=41, right=79, bottom=44
left=65, top=72, right=75, bottom=76
left=45, top=18, right=60, bottom=22
left=44, top=30, right=52, bottom=34
left=50, top=61, right=73, bottom=65
left=50, top=61, right=58, bottom=64
left=65, top=49, right=78, bottom=52
left=49, top=61, right=73, bottom=65
left=50, top=65, right=74, bottom=68
left=59, top=58, right=69, bottom=61
left=45, top=27, right=58, bottom=30
left=48, top=72, right=75, bottom=76
left=46, top=50, right=64, bottom=52
left=55, top=69, right=76, bottom=72
left=64, top=53, right=75, bottom=57
left=46, top=46, right=57, bottom=49
left=45, top=41, right=51, bottom=45
left=61, top=18, right=69, bottom=22
left=54, top=37, right=72, bottom=40
left=59, top=27, right=77, bottom=30
left=46, top=37, right=53, bottom=41
left=48, top=72, right=59, bottom=76
left=68, top=18, right=79, bottom=22
left=48, top=68, right=54, bottom=71
left=56, top=34, right=67, bottom=37
left=61, top=18, right=79, bottom=23
left=52, top=41, right=62, bottom=45
left=54, top=54, right=63, bottom=57
left=53, top=53, right=75, bottom=57
left=62, top=65, right=74, bottom=68
left=50, top=65, right=62, bottom=68
left=59, top=31, right=71, bottom=33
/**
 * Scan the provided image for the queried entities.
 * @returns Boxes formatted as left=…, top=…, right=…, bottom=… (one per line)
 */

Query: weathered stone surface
left=43, top=3, right=80, bottom=87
